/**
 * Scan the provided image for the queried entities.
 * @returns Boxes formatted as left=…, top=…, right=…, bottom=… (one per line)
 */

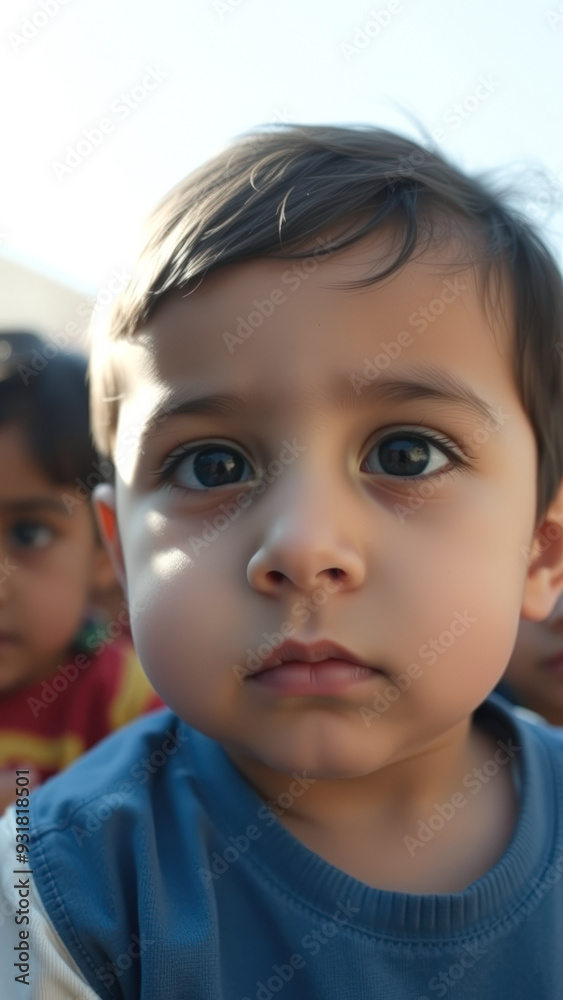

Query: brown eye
left=375, top=435, right=430, bottom=476
left=363, top=432, right=457, bottom=478
left=190, top=447, right=247, bottom=489
left=161, top=444, right=254, bottom=491
left=10, top=521, right=54, bottom=548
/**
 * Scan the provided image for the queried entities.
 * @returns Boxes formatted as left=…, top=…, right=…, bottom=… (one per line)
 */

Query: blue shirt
left=28, top=696, right=563, bottom=999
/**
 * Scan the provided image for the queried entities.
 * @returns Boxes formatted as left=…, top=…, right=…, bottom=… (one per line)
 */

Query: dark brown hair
left=0, top=330, right=112, bottom=494
left=90, top=124, right=563, bottom=518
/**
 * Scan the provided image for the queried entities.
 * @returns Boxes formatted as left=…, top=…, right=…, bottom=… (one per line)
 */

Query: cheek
left=125, top=534, right=245, bottom=715
left=395, top=510, right=529, bottom=705
left=22, top=573, right=88, bottom=649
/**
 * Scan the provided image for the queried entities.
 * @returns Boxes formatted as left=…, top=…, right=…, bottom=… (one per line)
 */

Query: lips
left=247, top=639, right=384, bottom=697
left=254, top=638, right=376, bottom=674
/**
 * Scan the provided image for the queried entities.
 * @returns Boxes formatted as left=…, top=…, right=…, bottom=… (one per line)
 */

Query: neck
left=225, top=717, right=496, bottom=835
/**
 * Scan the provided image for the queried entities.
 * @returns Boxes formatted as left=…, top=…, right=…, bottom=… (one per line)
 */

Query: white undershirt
left=0, top=806, right=100, bottom=1000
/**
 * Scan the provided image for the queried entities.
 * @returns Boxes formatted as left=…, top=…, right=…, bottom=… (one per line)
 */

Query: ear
left=90, top=542, right=117, bottom=592
left=91, top=483, right=127, bottom=595
left=521, top=476, right=563, bottom=621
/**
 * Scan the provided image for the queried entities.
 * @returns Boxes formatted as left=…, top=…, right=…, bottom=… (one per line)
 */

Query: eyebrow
left=139, top=365, right=498, bottom=442
left=0, top=499, right=70, bottom=516
left=337, top=366, right=498, bottom=422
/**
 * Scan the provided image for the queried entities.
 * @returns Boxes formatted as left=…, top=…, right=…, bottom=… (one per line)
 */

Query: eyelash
left=151, top=428, right=470, bottom=494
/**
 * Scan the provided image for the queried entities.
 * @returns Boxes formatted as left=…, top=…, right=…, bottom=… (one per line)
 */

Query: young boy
left=1, top=125, right=563, bottom=998
left=498, top=592, right=563, bottom=725
left=0, top=333, right=163, bottom=813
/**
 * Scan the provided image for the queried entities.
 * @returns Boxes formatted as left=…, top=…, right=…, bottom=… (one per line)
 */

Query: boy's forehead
left=114, top=249, right=520, bottom=473
left=128, top=251, right=510, bottom=389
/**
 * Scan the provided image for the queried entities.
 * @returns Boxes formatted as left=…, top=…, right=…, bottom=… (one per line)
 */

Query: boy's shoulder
left=30, top=704, right=191, bottom=825
left=12, top=695, right=563, bottom=999
left=478, top=692, right=563, bottom=769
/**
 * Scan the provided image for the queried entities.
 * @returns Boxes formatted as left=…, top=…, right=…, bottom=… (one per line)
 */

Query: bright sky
left=0, top=0, right=562, bottom=293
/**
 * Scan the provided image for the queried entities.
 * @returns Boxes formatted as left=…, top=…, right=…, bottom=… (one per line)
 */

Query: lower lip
left=249, top=659, right=383, bottom=696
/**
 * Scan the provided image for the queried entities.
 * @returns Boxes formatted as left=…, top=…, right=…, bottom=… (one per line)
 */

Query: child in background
left=0, top=332, right=163, bottom=812
left=2, top=127, right=563, bottom=998
left=498, top=593, right=563, bottom=725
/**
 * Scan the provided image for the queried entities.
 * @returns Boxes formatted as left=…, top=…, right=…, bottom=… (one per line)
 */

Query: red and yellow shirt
left=0, top=637, right=163, bottom=788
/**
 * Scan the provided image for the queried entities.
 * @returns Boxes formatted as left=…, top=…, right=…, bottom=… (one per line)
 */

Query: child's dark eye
left=155, top=430, right=465, bottom=493
left=362, top=430, right=464, bottom=479
left=156, top=444, right=254, bottom=491
left=9, top=521, right=54, bottom=549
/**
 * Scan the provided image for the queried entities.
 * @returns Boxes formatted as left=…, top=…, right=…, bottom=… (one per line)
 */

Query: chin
left=256, top=736, right=381, bottom=781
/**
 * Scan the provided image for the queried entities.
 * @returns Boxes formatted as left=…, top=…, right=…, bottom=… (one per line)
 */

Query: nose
left=246, top=463, right=366, bottom=597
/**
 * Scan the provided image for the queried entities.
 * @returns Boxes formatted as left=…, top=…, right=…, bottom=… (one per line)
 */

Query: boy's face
left=98, top=243, right=554, bottom=779
left=0, top=424, right=113, bottom=695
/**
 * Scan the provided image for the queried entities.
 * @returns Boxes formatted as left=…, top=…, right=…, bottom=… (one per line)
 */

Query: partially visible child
left=0, top=332, right=163, bottom=811
left=499, top=592, right=563, bottom=725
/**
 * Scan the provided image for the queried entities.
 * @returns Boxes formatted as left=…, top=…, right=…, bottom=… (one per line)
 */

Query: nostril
left=329, top=568, right=344, bottom=579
